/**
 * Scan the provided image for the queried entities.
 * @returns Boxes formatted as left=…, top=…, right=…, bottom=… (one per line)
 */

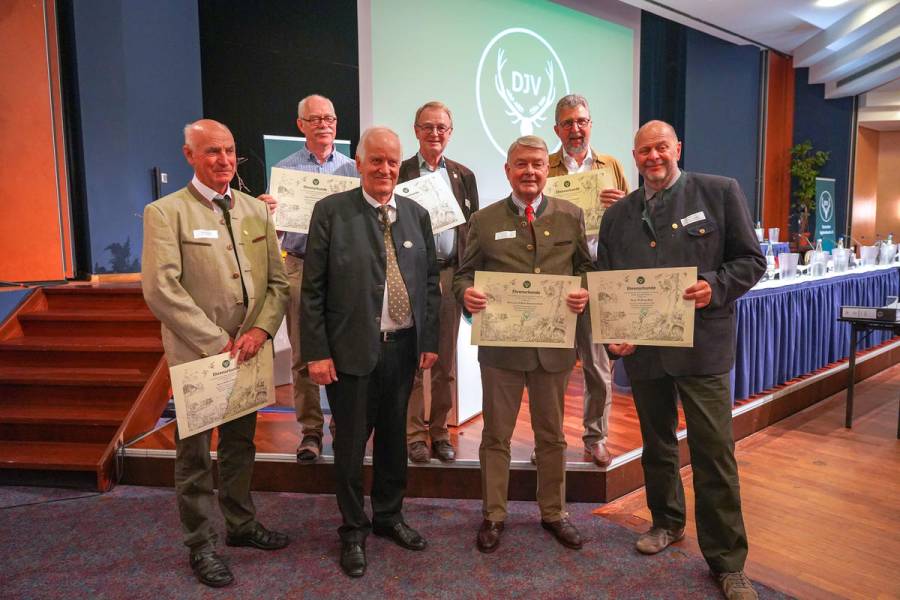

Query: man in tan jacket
left=142, top=119, right=290, bottom=588
left=453, top=135, right=593, bottom=554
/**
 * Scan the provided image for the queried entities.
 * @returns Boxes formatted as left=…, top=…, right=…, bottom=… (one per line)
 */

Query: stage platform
left=122, top=339, right=900, bottom=502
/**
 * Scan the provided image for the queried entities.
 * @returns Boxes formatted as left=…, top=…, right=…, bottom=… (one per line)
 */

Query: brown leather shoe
left=635, top=526, right=685, bottom=554
left=541, top=517, right=583, bottom=549
left=714, top=571, right=759, bottom=599
left=476, top=519, right=504, bottom=553
left=408, top=441, right=431, bottom=463
left=431, top=440, right=456, bottom=462
left=585, top=441, right=611, bottom=466
left=296, top=434, right=322, bottom=463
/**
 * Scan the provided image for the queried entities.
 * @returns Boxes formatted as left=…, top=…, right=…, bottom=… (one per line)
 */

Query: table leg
left=845, top=324, right=858, bottom=428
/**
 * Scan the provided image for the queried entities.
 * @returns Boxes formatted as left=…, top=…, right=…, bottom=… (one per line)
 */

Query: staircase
left=0, top=284, right=170, bottom=490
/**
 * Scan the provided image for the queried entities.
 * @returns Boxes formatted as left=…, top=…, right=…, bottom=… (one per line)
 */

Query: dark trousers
left=326, top=328, right=418, bottom=544
left=631, top=373, right=748, bottom=573
left=174, top=411, right=258, bottom=553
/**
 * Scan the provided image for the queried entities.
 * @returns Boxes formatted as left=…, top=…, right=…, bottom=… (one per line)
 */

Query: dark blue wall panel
left=684, top=29, right=761, bottom=216
left=73, top=0, right=202, bottom=273
left=0, top=289, right=33, bottom=324
left=793, top=67, right=854, bottom=238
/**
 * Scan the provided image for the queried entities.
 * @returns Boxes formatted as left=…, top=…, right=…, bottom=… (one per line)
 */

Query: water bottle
left=765, top=242, right=776, bottom=279
left=881, top=232, right=897, bottom=265
left=811, top=239, right=826, bottom=277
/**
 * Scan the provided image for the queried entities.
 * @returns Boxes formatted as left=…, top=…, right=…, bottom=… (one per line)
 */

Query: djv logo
left=476, top=28, right=571, bottom=157
left=819, top=190, right=833, bottom=223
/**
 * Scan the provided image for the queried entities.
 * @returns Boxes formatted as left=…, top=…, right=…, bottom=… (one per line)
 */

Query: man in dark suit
left=453, top=135, right=593, bottom=554
left=596, top=120, right=765, bottom=600
left=398, top=101, right=479, bottom=464
left=300, top=126, right=441, bottom=578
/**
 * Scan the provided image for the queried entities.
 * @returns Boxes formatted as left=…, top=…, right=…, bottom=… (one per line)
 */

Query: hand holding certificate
left=544, top=168, right=618, bottom=235
left=170, top=340, right=276, bottom=438
left=270, top=168, right=360, bottom=233
left=394, top=171, right=466, bottom=234
left=587, top=267, right=697, bottom=347
left=471, top=271, right=581, bottom=348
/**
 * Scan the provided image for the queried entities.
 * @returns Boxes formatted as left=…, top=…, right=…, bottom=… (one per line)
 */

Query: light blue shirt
left=277, top=143, right=358, bottom=255
left=416, top=153, right=455, bottom=262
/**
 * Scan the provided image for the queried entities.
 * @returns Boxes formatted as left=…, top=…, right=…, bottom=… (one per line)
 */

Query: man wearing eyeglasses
left=533, top=94, right=630, bottom=468
left=398, top=101, right=479, bottom=464
left=259, top=94, right=358, bottom=464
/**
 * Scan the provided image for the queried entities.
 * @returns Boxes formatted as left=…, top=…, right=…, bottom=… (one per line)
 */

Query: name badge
left=193, top=229, right=219, bottom=239
left=495, top=230, right=516, bottom=241
left=680, top=211, right=705, bottom=227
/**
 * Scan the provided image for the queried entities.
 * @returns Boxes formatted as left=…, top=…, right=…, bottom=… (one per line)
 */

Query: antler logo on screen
left=819, top=190, right=833, bottom=222
left=476, top=28, right=570, bottom=157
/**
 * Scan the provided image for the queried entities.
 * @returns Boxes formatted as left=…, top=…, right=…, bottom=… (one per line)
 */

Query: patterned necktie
left=213, top=195, right=248, bottom=306
left=379, top=205, right=412, bottom=324
left=525, top=203, right=535, bottom=223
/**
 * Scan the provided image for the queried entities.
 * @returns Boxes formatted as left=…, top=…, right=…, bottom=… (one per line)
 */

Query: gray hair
left=506, top=135, right=548, bottom=162
left=297, top=94, right=335, bottom=119
left=183, top=119, right=232, bottom=149
left=414, top=101, right=453, bottom=127
left=554, top=94, right=590, bottom=124
left=356, top=126, right=401, bottom=160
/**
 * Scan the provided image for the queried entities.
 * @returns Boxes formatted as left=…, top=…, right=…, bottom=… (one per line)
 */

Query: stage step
left=0, top=441, right=108, bottom=471
left=0, top=284, right=170, bottom=490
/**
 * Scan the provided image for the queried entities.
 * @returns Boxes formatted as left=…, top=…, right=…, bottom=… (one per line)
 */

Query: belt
left=285, top=251, right=304, bottom=260
left=436, top=258, right=456, bottom=268
left=381, top=327, right=414, bottom=342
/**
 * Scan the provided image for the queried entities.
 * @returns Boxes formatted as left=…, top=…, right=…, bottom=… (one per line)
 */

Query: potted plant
left=790, top=140, right=830, bottom=239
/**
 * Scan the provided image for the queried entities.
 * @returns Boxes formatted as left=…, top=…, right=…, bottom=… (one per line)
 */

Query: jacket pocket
left=181, top=240, right=212, bottom=247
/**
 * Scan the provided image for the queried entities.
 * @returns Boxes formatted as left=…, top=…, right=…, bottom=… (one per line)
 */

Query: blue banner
left=814, top=177, right=837, bottom=251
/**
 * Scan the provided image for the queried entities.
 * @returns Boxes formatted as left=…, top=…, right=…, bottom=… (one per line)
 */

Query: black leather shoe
left=226, top=522, right=290, bottom=550
left=373, top=521, right=427, bottom=551
left=476, top=519, right=504, bottom=553
left=541, top=517, right=583, bottom=549
left=432, top=440, right=456, bottom=462
left=189, top=551, right=234, bottom=588
left=340, top=541, right=366, bottom=578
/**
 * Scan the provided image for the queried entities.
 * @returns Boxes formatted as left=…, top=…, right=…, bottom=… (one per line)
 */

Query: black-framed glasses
left=415, top=123, right=452, bottom=135
left=301, top=115, right=337, bottom=125
left=558, top=118, right=591, bottom=130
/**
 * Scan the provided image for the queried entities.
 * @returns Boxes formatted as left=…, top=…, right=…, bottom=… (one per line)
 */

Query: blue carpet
left=0, top=485, right=790, bottom=599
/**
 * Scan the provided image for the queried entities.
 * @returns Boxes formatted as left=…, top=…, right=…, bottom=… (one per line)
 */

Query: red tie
left=525, top=204, right=534, bottom=223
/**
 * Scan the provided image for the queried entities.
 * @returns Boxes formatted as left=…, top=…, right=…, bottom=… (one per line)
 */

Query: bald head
left=182, top=119, right=236, bottom=194
left=355, top=126, right=402, bottom=203
left=632, top=120, right=682, bottom=193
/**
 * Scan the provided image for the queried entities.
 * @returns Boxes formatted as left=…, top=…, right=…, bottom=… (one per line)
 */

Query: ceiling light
left=814, top=0, right=849, bottom=7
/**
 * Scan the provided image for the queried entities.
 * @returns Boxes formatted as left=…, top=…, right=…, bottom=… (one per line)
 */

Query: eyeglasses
left=301, top=115, right=337, bottom=125
left=415, top=123, right=452, bottom=135
left=558, top=118, right=591, bottom=130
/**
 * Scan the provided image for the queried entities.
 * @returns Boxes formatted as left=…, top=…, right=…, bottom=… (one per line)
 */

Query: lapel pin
left=403, top=240, right=413, bottom=248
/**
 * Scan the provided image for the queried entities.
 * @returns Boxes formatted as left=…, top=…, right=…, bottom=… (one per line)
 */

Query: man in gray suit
left=300, top=127, right=441, bottom=578
left=142, top=119, right=290, bottom=588
left=597, top=120, right=765, bottom=600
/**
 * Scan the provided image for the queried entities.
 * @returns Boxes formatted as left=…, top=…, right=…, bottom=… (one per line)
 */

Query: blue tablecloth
left=759, top=241, right=791, bottom=256
left=732, top=266, right=899, bottom=401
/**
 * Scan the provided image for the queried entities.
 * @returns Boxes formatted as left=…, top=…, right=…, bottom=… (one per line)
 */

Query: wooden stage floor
left=130, top=361, right=686, bottom=465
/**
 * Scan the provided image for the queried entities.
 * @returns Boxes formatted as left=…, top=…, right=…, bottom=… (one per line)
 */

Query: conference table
left=732, top=264, right=899, bottom=402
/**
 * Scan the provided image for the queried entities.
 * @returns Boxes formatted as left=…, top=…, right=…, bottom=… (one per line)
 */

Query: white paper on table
left=270, top=168, right=359, bottom=233
left=394, top=172, right=466, bottom=234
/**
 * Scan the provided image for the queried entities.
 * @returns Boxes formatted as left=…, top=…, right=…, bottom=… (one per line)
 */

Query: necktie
left=525, top=203, right=535, bottom=223
left=379, top=205, right=412, bottom=324
left=648, top=189, right=664, bottom=218
left=213, top=195, right=249, bottom=307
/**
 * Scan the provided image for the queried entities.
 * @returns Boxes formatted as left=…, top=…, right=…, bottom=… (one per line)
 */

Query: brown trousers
left=479, top=363, right=570, bottom=522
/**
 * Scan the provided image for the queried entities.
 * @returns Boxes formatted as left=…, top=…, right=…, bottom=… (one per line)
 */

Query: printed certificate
left=587, top=267, right=696, bottom=347
left=270, top=168, right=359, bottom=233
left=170, top=341, right=276, bottom=438
left=544, top=168, right=618, bottom=235
left=471, top=271, right=580, bottom=348
left=395, top=172, right=466, bottom=234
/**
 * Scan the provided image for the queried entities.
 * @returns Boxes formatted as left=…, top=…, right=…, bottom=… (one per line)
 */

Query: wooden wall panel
left=876, top=130, right=900, bottom=242
left=762, top=53, right=794, bottom=234
left=0, top=0, right=70, bottom=283
left=852, top=126, right=879, bottom=244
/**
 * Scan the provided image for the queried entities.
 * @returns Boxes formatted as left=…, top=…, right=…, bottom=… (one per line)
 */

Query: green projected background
left=368, top=0, right=635, bottom=202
